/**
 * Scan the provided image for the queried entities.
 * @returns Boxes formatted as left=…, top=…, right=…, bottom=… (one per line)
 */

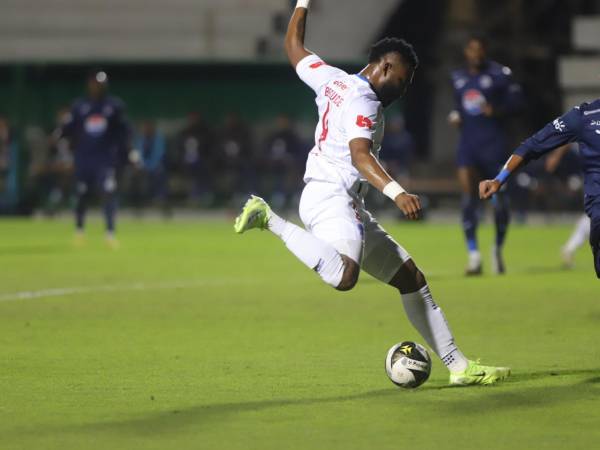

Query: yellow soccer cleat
left=234, top=195, right=270, bottom=234
left=449, top=360, right=511, bottom=386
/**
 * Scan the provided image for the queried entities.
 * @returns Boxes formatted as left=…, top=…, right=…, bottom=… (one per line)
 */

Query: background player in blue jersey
left=480, top=98, right=600, bottom=278
left=59, top=70, right=131, bottom=247
left=449, top=35, right=523, bottom=275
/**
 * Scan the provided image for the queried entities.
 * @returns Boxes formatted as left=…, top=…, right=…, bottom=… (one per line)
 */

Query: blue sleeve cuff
left=494, top=168, right=511, bottom=184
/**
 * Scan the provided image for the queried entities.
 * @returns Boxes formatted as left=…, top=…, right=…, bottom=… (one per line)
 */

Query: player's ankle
left=442, top=349, right=469, bottom=373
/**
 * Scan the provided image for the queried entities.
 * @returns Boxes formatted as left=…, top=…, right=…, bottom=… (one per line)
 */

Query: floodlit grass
left=1, top=218, right=598, bottom=450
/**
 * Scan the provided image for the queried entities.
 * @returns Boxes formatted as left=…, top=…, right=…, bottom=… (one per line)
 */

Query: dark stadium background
left=0, top=0, right=598, bottom=215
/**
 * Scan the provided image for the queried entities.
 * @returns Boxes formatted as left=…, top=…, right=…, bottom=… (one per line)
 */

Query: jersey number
left=318, top=102, right=331, bottom=149
left=356, top=115, right=373, bottom=129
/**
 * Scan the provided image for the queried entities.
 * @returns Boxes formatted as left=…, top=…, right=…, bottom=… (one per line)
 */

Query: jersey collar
left=355, top=73, right=381, bottom=102
left=355, top=73, right=370, bottom=84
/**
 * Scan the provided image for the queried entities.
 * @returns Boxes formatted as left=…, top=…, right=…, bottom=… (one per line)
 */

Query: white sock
left=564, top=215, right=591, bottom=254
left=401, top=285, right=469, bottom=373
left=267, top=210, right=345, bottom=288
left=468, top=250, right=481, bottom=264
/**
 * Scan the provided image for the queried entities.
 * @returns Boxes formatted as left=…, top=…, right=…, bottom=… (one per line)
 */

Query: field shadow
left=23, top=388, right=393, bottom=437
left=421, top=368, right=600, bottom=415
left=509, top=368, right=600, bottom=382
left=14, top=368, right=600, bottom=438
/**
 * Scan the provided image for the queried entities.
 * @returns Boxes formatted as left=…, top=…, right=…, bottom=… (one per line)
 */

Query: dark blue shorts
left=457, top=143, right=508, bottom=179
left=75, top=166, right=117, bottom=196
left=584, top=194, right=600, bottom=278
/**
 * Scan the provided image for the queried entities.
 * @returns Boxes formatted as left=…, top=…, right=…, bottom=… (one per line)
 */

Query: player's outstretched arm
left=350, top=138, right=421, bottom=220
left=479, top=154, right=526, bottom=200
left=481, top=105, right=583, bottom=200
left=285, top=1, right=313, bottom=68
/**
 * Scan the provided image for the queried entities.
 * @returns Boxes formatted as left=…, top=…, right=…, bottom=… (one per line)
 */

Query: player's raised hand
left=479, top=179, right=501, bottom=200
left=395, top=193, right=421, bottom=220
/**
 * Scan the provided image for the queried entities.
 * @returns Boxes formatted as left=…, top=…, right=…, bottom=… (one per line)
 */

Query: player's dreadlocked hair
left=368, top=37, right=419, bottom=69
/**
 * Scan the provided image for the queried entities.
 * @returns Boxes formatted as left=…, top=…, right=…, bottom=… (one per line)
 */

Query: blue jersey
left=61, top=96, right=130, bottom=170
left=451, top=60, right=523, bottom=151
left=514, top=99, right=600, bottom=196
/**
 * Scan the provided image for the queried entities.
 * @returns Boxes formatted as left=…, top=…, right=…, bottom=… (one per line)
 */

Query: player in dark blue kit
left=480, top=98, right=600, bottom=278
left=59, top=70, right=130, bottom=247
left=449, top=35, right=523, bottom=275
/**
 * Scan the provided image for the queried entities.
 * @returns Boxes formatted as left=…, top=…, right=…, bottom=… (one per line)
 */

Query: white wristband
left=296, top=0, right=311, bottom=8
left=382, top=181, right=406, bottom=201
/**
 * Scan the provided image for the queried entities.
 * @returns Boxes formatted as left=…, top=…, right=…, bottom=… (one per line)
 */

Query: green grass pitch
left=1, top=217, right=599, bottom=450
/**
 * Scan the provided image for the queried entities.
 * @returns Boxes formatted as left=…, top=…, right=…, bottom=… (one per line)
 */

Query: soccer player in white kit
left=235, top=0, right=510, bottom=385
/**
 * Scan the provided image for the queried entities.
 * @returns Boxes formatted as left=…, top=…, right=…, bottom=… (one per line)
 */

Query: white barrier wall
left=559, top=57, right=600, bottom=88
left=304, top=0, right=401, bottom=62
left=0, top=0, right=283, bottom=61
left=559, top=57, right=600, bottom=109
left=0, top=0, right=402, bottom=62
left=573, top=16, right=600, bottom=51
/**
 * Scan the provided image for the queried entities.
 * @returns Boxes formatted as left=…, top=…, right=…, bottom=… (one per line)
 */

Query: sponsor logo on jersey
left=583, top=108, right=600, bottom=116
left=462, top=89, right=486, bottom=115
left=591, top=120, right=600, bottom=127
left=596, top=130, right=600, bottom=135
left=84, top=114, right=108, bottom=136
left=309, top=61, right=326, bottom=69
left=553, top=118, right=566, bottom=132
left=356, top=115, right=373, bottom=129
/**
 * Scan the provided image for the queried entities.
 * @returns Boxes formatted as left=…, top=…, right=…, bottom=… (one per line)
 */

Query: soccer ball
left=385, top=341, right=431, bottom=388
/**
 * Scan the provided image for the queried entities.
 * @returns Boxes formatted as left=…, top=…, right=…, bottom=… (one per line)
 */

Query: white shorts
left=299, top=180, right=411, bottom=283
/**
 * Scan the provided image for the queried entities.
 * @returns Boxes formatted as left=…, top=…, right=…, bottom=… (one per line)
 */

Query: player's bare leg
left=458, top=166, right=482, bottom=275
left=388, top=259, right=510, bottom=385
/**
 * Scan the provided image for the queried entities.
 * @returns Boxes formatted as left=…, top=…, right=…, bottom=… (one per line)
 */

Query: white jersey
left=296, top=54, right=385, bottom=192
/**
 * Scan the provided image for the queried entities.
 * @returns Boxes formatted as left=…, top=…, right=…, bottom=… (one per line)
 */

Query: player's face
left=379, top=54, right=414, bottom=105
left=87, top=78, right=107, bottom=99
left=464, top=39, right=486, bottom=69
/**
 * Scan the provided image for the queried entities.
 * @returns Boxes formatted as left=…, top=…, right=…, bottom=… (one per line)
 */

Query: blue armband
left=494, top=169, right=511, bottom=184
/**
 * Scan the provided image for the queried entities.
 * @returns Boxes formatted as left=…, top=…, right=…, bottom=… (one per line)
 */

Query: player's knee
left=414, top=267, right=427, bottom=287
left=389, top=259, right=427, bottom=294
left=335, top=256, right=359, bottom=291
